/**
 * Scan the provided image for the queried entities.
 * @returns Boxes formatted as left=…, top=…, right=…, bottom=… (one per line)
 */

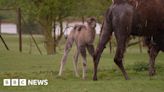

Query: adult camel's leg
left=143, top=37, right=160, bottom=76
left=114, top=31, right=130, bottom=80
left=79, top=45, right=87, bottom=79
left=73, top=46, right=80, bottom=77
left=93, top=20, right=112, bottom=80
left=58, top=37, right=74, bottom=76
left=112, top=4, right=133, bottom=80
left=148, top=45, right=159, bottom=76
left=93, top=6, right=114, bottom=80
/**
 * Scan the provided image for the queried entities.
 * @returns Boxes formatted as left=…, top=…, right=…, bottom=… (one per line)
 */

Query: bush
left=132, top=62, right=148, bottom=72
left=132, top=62, right=163, bottom=72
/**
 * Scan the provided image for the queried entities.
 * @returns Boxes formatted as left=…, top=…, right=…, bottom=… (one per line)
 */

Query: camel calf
left=58, top=18, right=96, bottom=79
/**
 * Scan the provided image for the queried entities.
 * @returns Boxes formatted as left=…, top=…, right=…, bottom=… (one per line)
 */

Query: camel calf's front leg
left=79, top=45, right=87, bottom=80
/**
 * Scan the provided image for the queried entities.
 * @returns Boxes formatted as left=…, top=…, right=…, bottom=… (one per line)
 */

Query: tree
left=0, top=0, right=76, bottom=54
left=0, top=0, right=112, bottom=55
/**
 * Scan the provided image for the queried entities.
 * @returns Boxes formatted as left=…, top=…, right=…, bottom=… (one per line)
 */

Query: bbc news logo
left=3, top=79, right=48, bottom=86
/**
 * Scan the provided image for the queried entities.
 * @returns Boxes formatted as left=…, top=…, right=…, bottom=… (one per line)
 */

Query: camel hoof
left=125, top=77, right=130, bottom=80
left=93, top=77, right=98, bottom=81
left=75, top=75, right=80, bottom=78
left=149, top=70, right=156, bottom=76
left=58, top=74, right=62, bottom=77
left=82, top=76, right=87, bottom=80
left=123, top=75, right=130, bottom=80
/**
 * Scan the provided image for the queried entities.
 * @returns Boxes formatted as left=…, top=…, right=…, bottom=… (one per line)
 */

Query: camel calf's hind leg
left=73, top=49, right=80, bottom=77
left=58, top=38, right=73, bottom=76
left=58, top=48, right=70, bottom=76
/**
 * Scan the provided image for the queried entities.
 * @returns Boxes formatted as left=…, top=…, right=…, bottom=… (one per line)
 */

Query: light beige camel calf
left=58, top=18, right=96, bottom=79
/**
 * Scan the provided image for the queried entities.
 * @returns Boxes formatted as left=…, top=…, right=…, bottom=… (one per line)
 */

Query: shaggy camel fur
left=59, top=18, right=96, bottom=79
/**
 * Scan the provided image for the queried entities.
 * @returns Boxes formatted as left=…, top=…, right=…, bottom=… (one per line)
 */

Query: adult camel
left=93, top=0, right=164, bottom=80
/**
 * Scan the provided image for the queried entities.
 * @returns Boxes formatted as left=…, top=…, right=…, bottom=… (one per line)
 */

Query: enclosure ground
left=0, top=34, right=164, bottom=92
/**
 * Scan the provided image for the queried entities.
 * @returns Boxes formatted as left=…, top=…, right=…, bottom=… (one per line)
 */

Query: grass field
left=0, top=34, right=164, bottom=92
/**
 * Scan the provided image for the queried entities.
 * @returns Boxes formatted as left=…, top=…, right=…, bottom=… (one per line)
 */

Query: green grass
left=0, top=34, right=164, bottom=92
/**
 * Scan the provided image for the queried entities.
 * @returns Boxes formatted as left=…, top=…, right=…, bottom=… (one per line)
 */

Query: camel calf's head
left=87, top=17, right=97, bottom=29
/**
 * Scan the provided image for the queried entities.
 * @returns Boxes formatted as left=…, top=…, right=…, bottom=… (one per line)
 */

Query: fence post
left=0, top=20, right=1, bottom=33
left=17, top=8, right=22, bottom=52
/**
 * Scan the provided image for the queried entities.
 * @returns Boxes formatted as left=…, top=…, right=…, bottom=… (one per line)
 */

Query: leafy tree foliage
left=0, top=0, right=112, bottom=54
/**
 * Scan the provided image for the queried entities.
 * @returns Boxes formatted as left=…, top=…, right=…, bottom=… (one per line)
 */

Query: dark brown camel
left=58, top=18, right=96, bottom=79
left=93, top=0, right=164, bottom=80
